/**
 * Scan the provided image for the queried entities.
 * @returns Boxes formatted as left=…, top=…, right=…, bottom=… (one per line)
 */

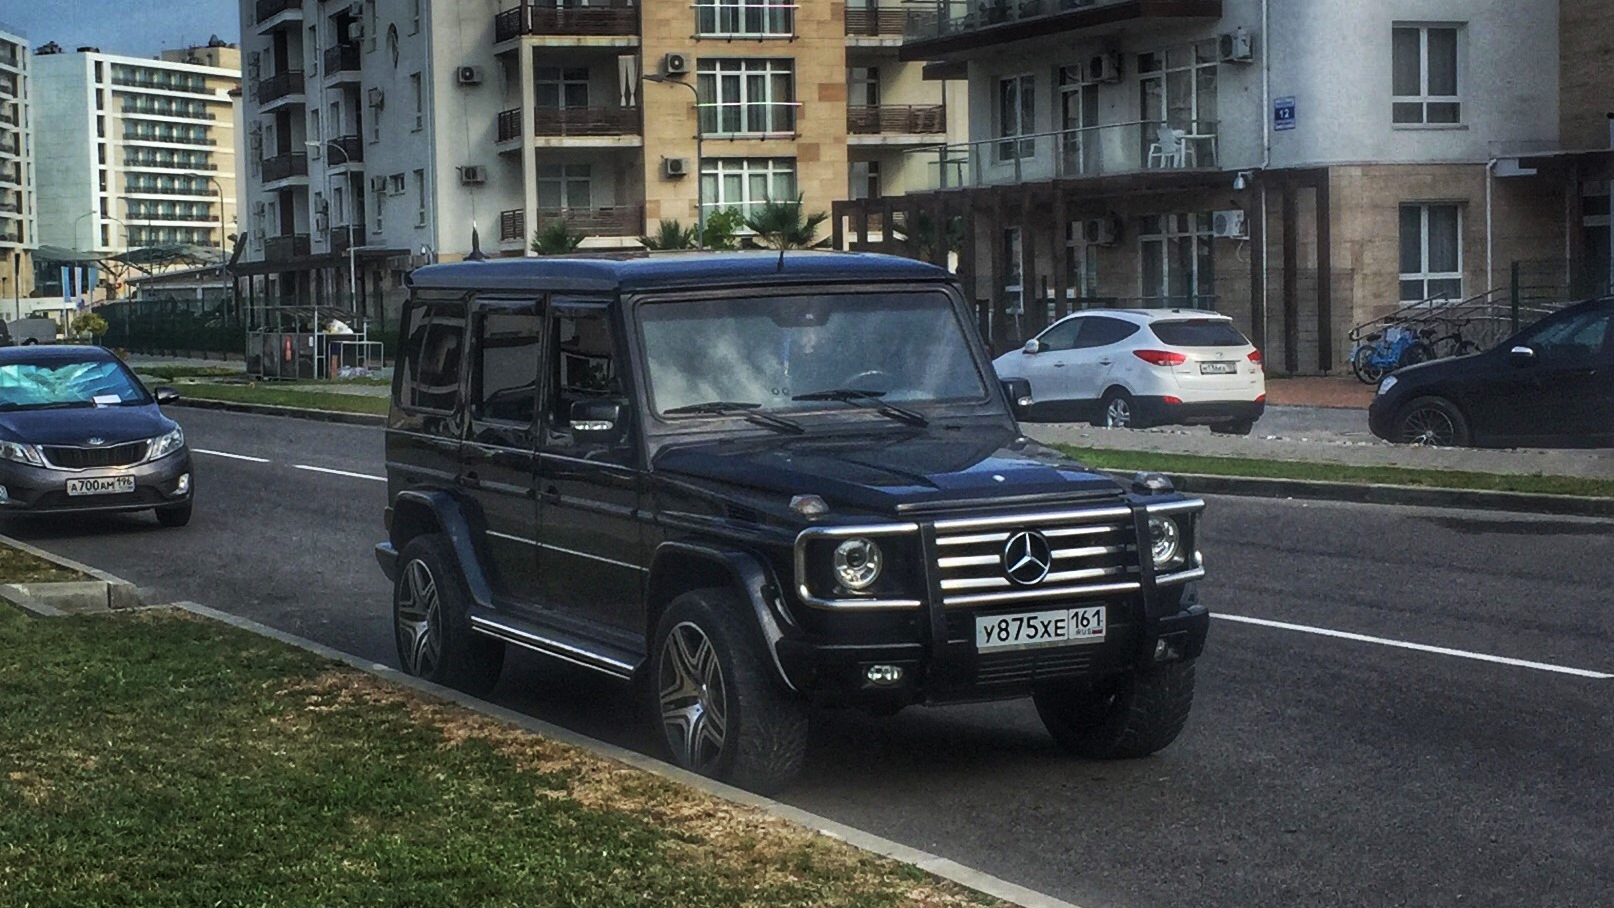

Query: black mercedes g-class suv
left=376, top=252, right=1208, bottom=792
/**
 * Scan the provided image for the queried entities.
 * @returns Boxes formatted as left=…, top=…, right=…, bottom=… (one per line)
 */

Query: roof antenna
left=776, top=246, right=786, bottom=272
left=465, top=224, right=487, bottom=262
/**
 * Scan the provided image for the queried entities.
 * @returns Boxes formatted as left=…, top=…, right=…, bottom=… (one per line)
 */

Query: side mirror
left=153, top=385, right=180, bottom=405
left=999, top=377, right=1032, bottom=419
left=1506, top=345, right=1536, bottom=367
left=1021, top=339, right=1042, bottom=355
left=569, top=399, right=625, bottom=445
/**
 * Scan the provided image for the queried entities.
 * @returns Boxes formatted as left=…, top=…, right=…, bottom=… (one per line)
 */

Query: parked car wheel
left=651, top=588, right=808, bottom=794
left=1033, top=661, right=1196, bottom=759
left=393, top=534, right=505, bottom=696
left=155, top=500, right=193, bottom=527
left=1098, top=389, right=1138, bottom=429
left=1395, top=395, right=1470, bottom=447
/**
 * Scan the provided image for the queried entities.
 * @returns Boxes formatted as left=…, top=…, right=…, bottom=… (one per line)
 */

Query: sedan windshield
left=0, top=360, right=150, bottom=410
left=638, top=291, right=989, bottom=416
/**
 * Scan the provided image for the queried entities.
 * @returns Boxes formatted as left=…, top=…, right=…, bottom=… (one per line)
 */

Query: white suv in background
left=993, top=309, right=1266, bottom=435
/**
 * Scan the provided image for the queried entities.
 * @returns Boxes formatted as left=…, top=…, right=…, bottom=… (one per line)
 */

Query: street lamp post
left=306, top=140, right=359, bottom=311
left=642, top=73, right=705, bottom=250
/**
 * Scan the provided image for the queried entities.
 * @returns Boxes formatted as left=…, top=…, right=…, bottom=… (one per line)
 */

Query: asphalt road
left=12, top=407, right=1613, bottom=908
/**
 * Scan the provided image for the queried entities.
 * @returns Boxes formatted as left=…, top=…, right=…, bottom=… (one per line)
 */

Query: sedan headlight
left=147, top=426, right=185, bottom=461
left=1147, top=515, right=1184, bottom=569
left=832, top=537, right=883, bottom=592
left=0, top=440, right=45, bottom=467
left=1377, top=376, right=1398, bottom=396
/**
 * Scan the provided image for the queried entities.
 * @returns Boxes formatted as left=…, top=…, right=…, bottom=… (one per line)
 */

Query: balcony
left=0, top=164, right=20, bottom=186
left=901, top=0, right=1222, bottom=60
left=256, top=0, right=304, bottom=26
left=328, top=226, right=359, bottom=253
left=262, top=152, right=310, bottom=183
left=848, top=105, right=947, bottom=137
left=904, top=120, right=1220, bottom=191
left=494, top=1, right=639, bottom=42
left=323, top=42, right=361, bottom=78
left=846, top=5, right=912, bottom=39
left=0, top=109, right=16, bottom=127
left=265, top=234, right=312, bottom=261
left=0, top=134, right=17, bottom=156
left=258, top=71, right=306, bottom=106
left=500, top=206, right=643, bottom=242
left=323, top=134, right=365, bottom=165
left=499, top=107, right=642, bottom=143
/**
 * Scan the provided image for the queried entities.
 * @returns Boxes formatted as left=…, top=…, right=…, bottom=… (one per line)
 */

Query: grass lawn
left=172, top=382, right=388, bottom=416
left=1056, top=445, right=1614, bottom=499
left=0, top=604, right=994, bottom=908
left=131, top=365, right=244, bottom=381
left=0, top=545, right=86, bottom=583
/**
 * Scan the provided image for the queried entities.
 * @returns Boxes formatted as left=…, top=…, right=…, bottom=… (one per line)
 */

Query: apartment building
left=32, top=41, right=241, bottom=275
left=838, top=0, right=1607, bottom=374
left=233, top=0, right=965, bottom=323
left=0, top=28, right=35, bottom=310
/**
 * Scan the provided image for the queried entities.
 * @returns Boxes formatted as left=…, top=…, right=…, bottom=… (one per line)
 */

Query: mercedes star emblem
left=1002, top=530, right=1053, bottom=586
left=86, top=437, right=106, bottom=446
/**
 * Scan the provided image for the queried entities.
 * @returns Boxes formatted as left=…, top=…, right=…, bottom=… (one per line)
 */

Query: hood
left=654, top=423, right=1122, bottom=514
left=0, top=403, right=174, bottom=447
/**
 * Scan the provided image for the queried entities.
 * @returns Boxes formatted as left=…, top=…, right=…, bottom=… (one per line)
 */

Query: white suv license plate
left=976, top=606, right=1106, bottom=654
left=1200, top=361, right=1238, bottom=374
left=66, top=476, right=136, bottom=496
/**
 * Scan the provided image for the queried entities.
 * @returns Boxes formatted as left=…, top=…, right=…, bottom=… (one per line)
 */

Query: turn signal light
left=1133, top=349, right=1188, bottom=366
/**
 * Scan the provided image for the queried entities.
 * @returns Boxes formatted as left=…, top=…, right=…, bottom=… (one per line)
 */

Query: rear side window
left=472, top=309, right=542, bottom=424
left=398, top=303, right=466, bottom=412
left=1073, top=316, right=1139, bottom=348
left=1149, top=319, right=1249, bottom=347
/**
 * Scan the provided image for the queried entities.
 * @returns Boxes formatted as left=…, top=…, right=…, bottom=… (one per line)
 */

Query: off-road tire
left=1033, top=660, right=1196, bottom=759
left=1395, top=395, right=1471, bottom=447
left=155, top=499, right=193, bottom=527
left=393, top=534, right=505, bottom=696
left=651, top=588, right=808, bottom=794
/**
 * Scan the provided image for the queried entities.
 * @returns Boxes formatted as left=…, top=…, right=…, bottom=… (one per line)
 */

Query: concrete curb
left=172, top=396, right=385, bottom=427
left=0, top=534, right=145, bottom=616
left=1134, top=471, right=1614, bottom=519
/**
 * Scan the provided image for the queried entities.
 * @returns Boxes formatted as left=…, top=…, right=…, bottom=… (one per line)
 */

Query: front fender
left=649, top=540, right=799, bottom=692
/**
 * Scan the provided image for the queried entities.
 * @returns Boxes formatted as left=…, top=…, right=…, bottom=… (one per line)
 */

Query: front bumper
left=0, top=452, right=193, bottom=516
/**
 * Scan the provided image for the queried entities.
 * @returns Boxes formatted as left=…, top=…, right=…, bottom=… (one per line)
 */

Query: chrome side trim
left=540, top=541, right=650, bottom=573
left=932, top=506, right=1134, bottom=532
left=943, top=580, right=1141, bottom=608
left=487, top=531, right=538, bottom=546
left=469, top=616, right=636, bottom=679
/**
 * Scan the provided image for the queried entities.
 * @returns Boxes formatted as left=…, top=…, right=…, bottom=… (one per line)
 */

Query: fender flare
left=649, top=540, right=799, bottom=692
left=387, top=488, right=497, bottom=610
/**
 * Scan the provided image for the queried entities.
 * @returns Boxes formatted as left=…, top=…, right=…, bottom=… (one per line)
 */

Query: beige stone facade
left=1560, top=0, right=1614, bottom=150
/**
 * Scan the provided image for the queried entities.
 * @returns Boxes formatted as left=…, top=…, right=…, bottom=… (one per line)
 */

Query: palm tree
left=641, top=219, right=698, bottom=251
left=531, top=220, right=584, bottom=255
left=743, top=196, right=829, bottom=250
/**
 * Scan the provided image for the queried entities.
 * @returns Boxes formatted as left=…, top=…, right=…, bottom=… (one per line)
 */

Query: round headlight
left=832, top=537, right=883, bottom=591
left=1148, top=516, right=1182, bottom=568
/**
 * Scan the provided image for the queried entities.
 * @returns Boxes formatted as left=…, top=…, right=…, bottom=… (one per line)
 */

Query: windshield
left=638, top=290, right=989, bottom=416
left=0, top=360, right=151, bottom=411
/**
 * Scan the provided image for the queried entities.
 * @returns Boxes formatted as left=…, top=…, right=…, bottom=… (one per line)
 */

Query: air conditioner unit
left=1082, top=215, right=1119, bottom=247
left=456, top=66, right=483, bottom=86
left=662, top=156, right=689, bottom=179
left=1212, top=209, right=1248, bottom=239
left=1087, top=51, right=1122, bottom=85
left=662, top=52, right=689, bottom=76
left=459, top=164, right=487, bottom=185
left=1219, top=28, right=1254, bottom=63
left=367, top=87, right=384, bottom=107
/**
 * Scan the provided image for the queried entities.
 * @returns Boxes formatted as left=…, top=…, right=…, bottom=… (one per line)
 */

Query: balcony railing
left=845, top=5, right=912, bottom=36
left=500, top=107, right=641, bottom=140
left=500, top=206, right=643, bottom=241
left=848, top=105, right=947, bottom=135
left=0, top=135, right=17, bottom=155
left=262, top=152, right=310, bottom=183
left=323, top=134, right=365, bottom=164
left=903, top=0, right=1223, bottom=49
left=0, top=110, right=17, bottom=127
left=258, top=71, right=306, bottom=104
left=256, top=0, right=303, bottom=24
left=494, top=1, right=639, bottom=41
left=323, top=42, right=361, bottom=74
left=265, top=234, right=311, bottom=260
left=0, top=164, right=20, bottom=185
left=129, top=212, right=219, bottom=223
left=906, top=120, right=1220, bottom=190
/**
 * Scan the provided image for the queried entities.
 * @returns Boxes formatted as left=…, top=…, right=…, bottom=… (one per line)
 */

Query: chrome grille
left=932, top=507, right=1140, bottom=608
left=42, top=441, right=148, bottom=469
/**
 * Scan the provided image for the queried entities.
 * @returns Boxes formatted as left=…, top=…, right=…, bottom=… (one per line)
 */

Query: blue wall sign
left=1274, top=96, right=1297, bottom=131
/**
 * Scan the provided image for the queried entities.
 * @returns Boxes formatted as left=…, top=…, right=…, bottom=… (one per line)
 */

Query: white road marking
left=292, top=464, right=387, bottom=483
left=1215, top=613, right=1613, bottom=679
left=192, top=448, right=271, bottom=463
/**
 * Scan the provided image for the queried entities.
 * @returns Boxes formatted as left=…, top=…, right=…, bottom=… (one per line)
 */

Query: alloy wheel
left=659, top=621, right=728, bottom=772
left=1400, top=406, right=1456, bottom=446
left=1105, top=397, right=1132, bottom=428
left=395, top=558, right=443, bottom=676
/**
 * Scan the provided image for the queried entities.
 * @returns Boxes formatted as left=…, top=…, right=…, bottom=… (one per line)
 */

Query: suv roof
left=1061, top=309, right=1235, bottom=326
left=407, top=251, right=951, bottom=295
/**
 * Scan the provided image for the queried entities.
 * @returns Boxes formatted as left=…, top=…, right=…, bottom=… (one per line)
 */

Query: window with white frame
left=997, top=74, right=1035, bottom=161
left=536, top=66, right=589, bottom=109
left=695, top=0, right=794, bottom=37
left=1064, top=221, right=1099, bottom=300
left=1392, top=25, right=1461, bottom=125
left=700, top=157, right=796, bottom=218
left=697, top=59, right=796, bottom=136
left=414, top=169, right=426, bottom=226
left=538, top=164, right=593, bottom=211
left=1138, top=40, right=1219, bottom=166
left=1399, top=203, right=1462, bottom=302
left=1139, top=213, right=1215, bottom=309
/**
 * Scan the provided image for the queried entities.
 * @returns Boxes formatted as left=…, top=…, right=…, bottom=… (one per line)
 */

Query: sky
left=1, top=0, right=241, bottom=59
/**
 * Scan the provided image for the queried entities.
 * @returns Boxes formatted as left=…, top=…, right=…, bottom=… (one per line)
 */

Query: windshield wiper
left=0, top=400, right=96, bottom=412
left=791, top=388, right=929, bottom=428
left=663, top=400, right=804, bottom=435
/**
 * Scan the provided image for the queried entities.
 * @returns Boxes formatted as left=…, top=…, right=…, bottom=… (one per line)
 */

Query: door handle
left=1098, top=359, right=1112, bottom=366
left=456, top=472, right=481, bottom=489
left=541, top=485, right=561, bottom=502
left=1053, top=362, right=1066, bottom=368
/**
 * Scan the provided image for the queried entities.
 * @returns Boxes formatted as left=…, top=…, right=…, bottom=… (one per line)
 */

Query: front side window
left=1399, top=203, right=1462, bottom=302
left=1073, top=317, right=1140, bottom=349
left=697, top=59, right=796, bottom=136
left=997, top=74, right=1035, bottom=160
left=547, top=307, right=624, bottom=449
left=1392, top=25, right=1461, bottom=125
left=471, top=308, right=542, bottom=426
left=695, top=0, right=793, bottom=37
left=638, top=292, right=988, bottom=415
left=699, top=157, right=795, bottom=219
left=1513, top=307, right=1614, bottom=363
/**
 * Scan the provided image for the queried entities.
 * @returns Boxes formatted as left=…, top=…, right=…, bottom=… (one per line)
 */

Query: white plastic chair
left=1146, top=124, right=1186, bottom=168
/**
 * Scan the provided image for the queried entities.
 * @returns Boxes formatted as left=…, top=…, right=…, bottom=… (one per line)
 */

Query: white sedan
left=993, top=309, right=1266, bottom=434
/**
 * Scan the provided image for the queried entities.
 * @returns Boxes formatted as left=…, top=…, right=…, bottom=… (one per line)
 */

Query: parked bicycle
left=1350, top=325, right=1437, bottom=384
left=1425, top=318, right=1483, bottom=359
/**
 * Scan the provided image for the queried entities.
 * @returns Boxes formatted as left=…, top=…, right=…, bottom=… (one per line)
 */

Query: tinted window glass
left=1516, top=307, right=1614, bottom=362
left=0, top=359, right=149, bottom=409
left=1149, top=319, right=1249, bottom=347
left=472, top=309, right=541, bottom=424
left=399, top=304, right=465, bottom=412
left=547, top=308, right=624, bottom=446
left=1036, top=318, right=1082, bottom=351
left=1073, top=317, right=1139, bottom=348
